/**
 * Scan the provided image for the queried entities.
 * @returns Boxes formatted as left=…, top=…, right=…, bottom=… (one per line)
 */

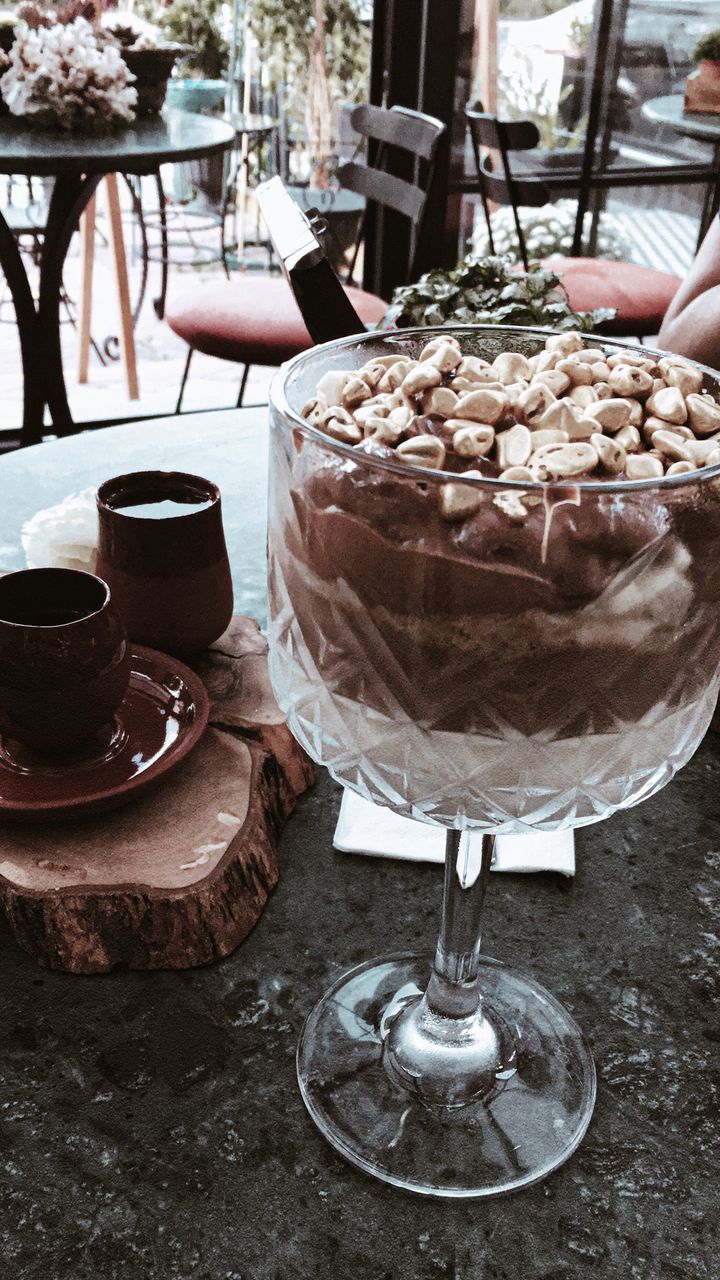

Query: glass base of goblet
left=297, top=953, right=596, bottom=1198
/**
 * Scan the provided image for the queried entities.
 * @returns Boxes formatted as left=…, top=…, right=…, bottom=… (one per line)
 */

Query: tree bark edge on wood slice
left=0, top=618, right=315, bottom=974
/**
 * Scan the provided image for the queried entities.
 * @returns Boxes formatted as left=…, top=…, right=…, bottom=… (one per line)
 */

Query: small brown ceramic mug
left=95, top=471, right=234, bottom=655
left=0, top=568, right=131, bottom=755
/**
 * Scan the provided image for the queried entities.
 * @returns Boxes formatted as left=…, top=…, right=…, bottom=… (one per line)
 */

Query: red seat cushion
left=543, top=257, right=681, bottom=336
left=166, top=275, right=389, bottom=365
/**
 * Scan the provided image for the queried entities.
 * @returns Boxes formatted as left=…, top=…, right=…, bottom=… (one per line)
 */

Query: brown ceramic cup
left=0, top=568, right=131, bottom=755
left=95, top=471, right=234, bottom=655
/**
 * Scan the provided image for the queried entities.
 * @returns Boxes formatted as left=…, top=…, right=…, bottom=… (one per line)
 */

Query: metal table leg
left=0, top=208, right=44, bottom=444
left=38, top=173, right=103, bottom=439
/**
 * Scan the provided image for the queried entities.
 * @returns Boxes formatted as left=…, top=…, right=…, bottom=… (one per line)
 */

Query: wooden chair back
left=465, top=106, right=550, bottom=270
left=337, top=103, right=446, bottom=287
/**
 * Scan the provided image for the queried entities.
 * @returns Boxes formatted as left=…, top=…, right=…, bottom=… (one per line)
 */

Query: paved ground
left=0, top=180, right=278, bottom=433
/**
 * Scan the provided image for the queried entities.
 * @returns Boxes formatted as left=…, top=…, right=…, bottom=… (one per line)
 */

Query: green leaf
left=389, top=252, right=615, bottom=334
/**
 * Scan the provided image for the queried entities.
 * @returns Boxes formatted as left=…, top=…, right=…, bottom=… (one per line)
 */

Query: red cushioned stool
left=544, top=257, right=681, bottom=337
left=466, top=106, right=682, bottom=339
left=166, top=276, right=389, bottom=410
left=167, top=104, right=446, bottom=411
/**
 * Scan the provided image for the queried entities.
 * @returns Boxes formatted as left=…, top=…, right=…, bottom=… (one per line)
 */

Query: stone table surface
left=0, top=411, right=718, bottom=1279
left=0, top=409, right=269, bottom=624
left=0, top=110, right=235, bottom=177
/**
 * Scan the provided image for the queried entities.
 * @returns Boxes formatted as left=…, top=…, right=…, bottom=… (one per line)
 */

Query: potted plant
left=0, top=4, right=137, bottom=130
left=104, top=21, right=190, bottom=117
left=157, top=0, right=229, bottom=206
left=383, top=254, right=614, bottom=334
left=692, top=30, right=720, bottom=82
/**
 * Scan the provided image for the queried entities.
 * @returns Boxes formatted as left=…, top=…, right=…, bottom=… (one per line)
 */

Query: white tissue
left=334, top=790, right=575, bottom=875
left=21, top=488, right=99, bottom=573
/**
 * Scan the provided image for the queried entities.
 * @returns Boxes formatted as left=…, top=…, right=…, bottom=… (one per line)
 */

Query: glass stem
left=426, top=831, right=495, bottom=1019
left=382, top=831, right=501, bottom=1106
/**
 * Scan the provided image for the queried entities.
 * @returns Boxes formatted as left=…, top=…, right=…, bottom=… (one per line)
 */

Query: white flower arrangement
left=1, top=16, right=137, bottom=130
left=473, top=200, right=632, bottom=263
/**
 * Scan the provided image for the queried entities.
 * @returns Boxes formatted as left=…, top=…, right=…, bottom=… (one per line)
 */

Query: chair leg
left=77, top=191, right=96, bottom=385
left=236, top=363, right=250, bottom=408
left=105, top=173, right=140, bottom=401
left=176, top=347, right=194, bottom=414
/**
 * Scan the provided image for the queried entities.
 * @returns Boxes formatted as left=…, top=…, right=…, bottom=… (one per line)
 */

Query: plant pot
left=165, top=78, right=228, bottom=208
left=188, top=151, right=226, bottom=209
left=165, top=78, right=227, bottom=116
left=119, top=44, right=189, bottom=117
left=0, top=22, right=15, bottom=55
left=698, top=58, right=720, bottom=82
left=0, top=20, right=14, bottom=112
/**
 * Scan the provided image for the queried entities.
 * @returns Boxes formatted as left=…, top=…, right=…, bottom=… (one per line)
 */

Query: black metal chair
left=338, top=103, right=446, bottom=286
left=465, top=105, right=682, bottom=337
left=466, top=108, right=548, bottom=273
left=166, top=103, right=446, bottom=412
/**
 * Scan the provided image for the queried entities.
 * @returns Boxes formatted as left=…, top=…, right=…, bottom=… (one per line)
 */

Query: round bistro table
left=642, top=93, right=720, bottom=147
left=0, top=411, right=718, bottom=1276
left=0, top=111, right=234, bottom=448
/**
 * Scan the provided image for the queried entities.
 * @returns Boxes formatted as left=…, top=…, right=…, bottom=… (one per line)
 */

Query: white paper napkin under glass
left=334, top=789, right=575, bottom=876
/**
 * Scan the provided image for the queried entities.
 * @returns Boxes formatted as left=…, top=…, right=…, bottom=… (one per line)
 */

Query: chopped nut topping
left=608, top=364, right=654, bottom=399
left=396, top=434, right=446, bottom=469
left=496, top=424, right=532, bottom=470
left=305, top=334, right=720, bottom=520
left=452, top=425, right=495, bottom=457
left=626, top=454, right=664, bottom=480
left=453, top=388, right=509, bottom=424
left=439, top=472, right=484, bottom=520
left=584, top=398, right=632, bottom=432
left=645, top=385, right=688, bottom=425
left=686, top=393, right=720, bottom=435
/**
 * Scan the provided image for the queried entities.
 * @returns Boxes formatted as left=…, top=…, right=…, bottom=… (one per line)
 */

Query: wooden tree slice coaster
left=194, top=615, right=314, bottom=800
left=0, top=618, right=315, bottom=973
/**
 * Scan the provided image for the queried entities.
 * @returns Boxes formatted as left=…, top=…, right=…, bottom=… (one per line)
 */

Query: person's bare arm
left=658, top=217, right=720, bottom=368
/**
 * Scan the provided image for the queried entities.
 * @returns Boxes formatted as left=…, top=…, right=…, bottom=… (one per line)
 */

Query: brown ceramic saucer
left=0, top=646, right=210, bottom=822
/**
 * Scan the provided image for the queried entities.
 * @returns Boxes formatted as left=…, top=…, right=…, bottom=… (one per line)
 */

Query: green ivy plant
left=384, top=256, right=614, bottom=333
left=692, top=31, right=720, bottom=63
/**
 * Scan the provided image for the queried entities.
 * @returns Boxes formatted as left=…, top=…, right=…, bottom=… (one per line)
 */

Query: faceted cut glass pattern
left=269, top=548, right=718, bottom=832
left=267, top=325, right=720, bottom=834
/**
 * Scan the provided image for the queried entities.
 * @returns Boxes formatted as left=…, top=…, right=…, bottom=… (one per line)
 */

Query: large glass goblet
left=267, top=326, right=720, bottom=1197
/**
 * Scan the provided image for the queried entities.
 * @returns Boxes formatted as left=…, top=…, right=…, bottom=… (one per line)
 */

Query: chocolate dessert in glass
left=267, top=325, right=720, bottom=1197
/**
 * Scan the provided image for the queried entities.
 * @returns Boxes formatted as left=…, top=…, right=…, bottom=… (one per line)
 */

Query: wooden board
left=0, top=618, right=314, bottom=973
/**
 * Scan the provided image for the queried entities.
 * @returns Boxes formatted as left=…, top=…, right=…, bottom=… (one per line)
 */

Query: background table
left=0, top=111, right=235, bottom=448
left=0, top=410, right=718, bottom=1277
left=642, top=94, right=720, bottom=147
left=642, top=95, right=720, bottom=239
